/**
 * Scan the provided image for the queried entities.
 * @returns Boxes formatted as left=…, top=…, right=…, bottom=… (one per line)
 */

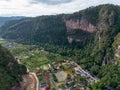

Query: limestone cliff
left=65, top=17, right=97, bottom=33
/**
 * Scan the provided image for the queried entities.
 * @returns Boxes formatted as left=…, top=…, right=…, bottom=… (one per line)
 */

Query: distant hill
left=0, top=16, right=25, bottom=26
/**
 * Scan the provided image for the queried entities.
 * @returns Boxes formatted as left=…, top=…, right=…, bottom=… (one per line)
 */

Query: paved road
left=72, top=62, right=99, bottom=83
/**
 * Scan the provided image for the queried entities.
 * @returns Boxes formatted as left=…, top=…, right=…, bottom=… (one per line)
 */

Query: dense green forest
left=0, top=45, right=27, bottom=90
left=1, top=4, right=120, bottom=89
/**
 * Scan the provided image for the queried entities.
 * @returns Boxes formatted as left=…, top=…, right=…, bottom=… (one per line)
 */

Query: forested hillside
left=0, top=16, right=68, bottom=45
left=0, top=45, right=26, bottom=90
left=1, top=4, right=120, bottom=89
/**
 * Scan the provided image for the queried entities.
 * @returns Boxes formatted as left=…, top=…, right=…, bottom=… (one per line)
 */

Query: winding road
left=22, top=72, right=39, bottom=90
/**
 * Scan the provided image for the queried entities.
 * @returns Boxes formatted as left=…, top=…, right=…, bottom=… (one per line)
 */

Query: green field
left=0, top=39, right=68, bottom=71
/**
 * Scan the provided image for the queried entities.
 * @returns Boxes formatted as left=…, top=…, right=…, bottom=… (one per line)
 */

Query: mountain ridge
left=0, top=16, right=26, bottom=27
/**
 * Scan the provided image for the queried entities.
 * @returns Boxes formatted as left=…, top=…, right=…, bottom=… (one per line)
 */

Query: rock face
left=67, top=36, right=82, bottom=43
left=67, top=36, right=73, bottom=43
left=108, top=11, right=115, bottom=26
left=115, top=45, right=120, bottom=57
left=65, top=17, right=97, bottom=33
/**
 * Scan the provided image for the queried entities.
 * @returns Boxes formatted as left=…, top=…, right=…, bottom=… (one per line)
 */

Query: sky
left=0, top=0, right=120, bottom=17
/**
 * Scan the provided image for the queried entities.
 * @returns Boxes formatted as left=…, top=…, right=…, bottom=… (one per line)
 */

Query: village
left=36, top=60, right=99, bottom=90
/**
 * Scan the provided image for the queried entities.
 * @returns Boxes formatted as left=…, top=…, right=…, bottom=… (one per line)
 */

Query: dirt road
left=22, top=72, right=39, bottom=90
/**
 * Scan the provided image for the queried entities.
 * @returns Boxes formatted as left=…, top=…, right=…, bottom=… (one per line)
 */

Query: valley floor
left=0, top=38, right=99, bottom=90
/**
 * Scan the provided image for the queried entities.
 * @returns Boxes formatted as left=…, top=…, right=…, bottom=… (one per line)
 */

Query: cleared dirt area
left=10, top=73, right=39, bottom=90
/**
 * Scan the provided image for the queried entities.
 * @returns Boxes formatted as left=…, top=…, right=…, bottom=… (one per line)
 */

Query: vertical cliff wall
left=65, top=17, right=97, bottom=33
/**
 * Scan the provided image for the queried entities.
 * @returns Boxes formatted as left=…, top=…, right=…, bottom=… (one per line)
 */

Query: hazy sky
left=0, top=0, right=119, bottom=17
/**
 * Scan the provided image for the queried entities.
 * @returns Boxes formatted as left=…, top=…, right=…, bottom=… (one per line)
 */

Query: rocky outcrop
left=67, top=36, right=73, bottom=43
left=115, top=45, right=120, bottom=57
left=65, top=17, right=97, bottom=33
left=67, top=36, right=82, bottom=43
left=65, top=9, right=115, bottom=34
left=109, top=11, right=115, bottom=26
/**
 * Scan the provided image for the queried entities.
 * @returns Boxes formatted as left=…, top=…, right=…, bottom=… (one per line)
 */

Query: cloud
left=31, top=0, right=73, bottom=5
left=1, top=0, right=11, bottom=1
left=0, top=0, right=120, bottom=17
